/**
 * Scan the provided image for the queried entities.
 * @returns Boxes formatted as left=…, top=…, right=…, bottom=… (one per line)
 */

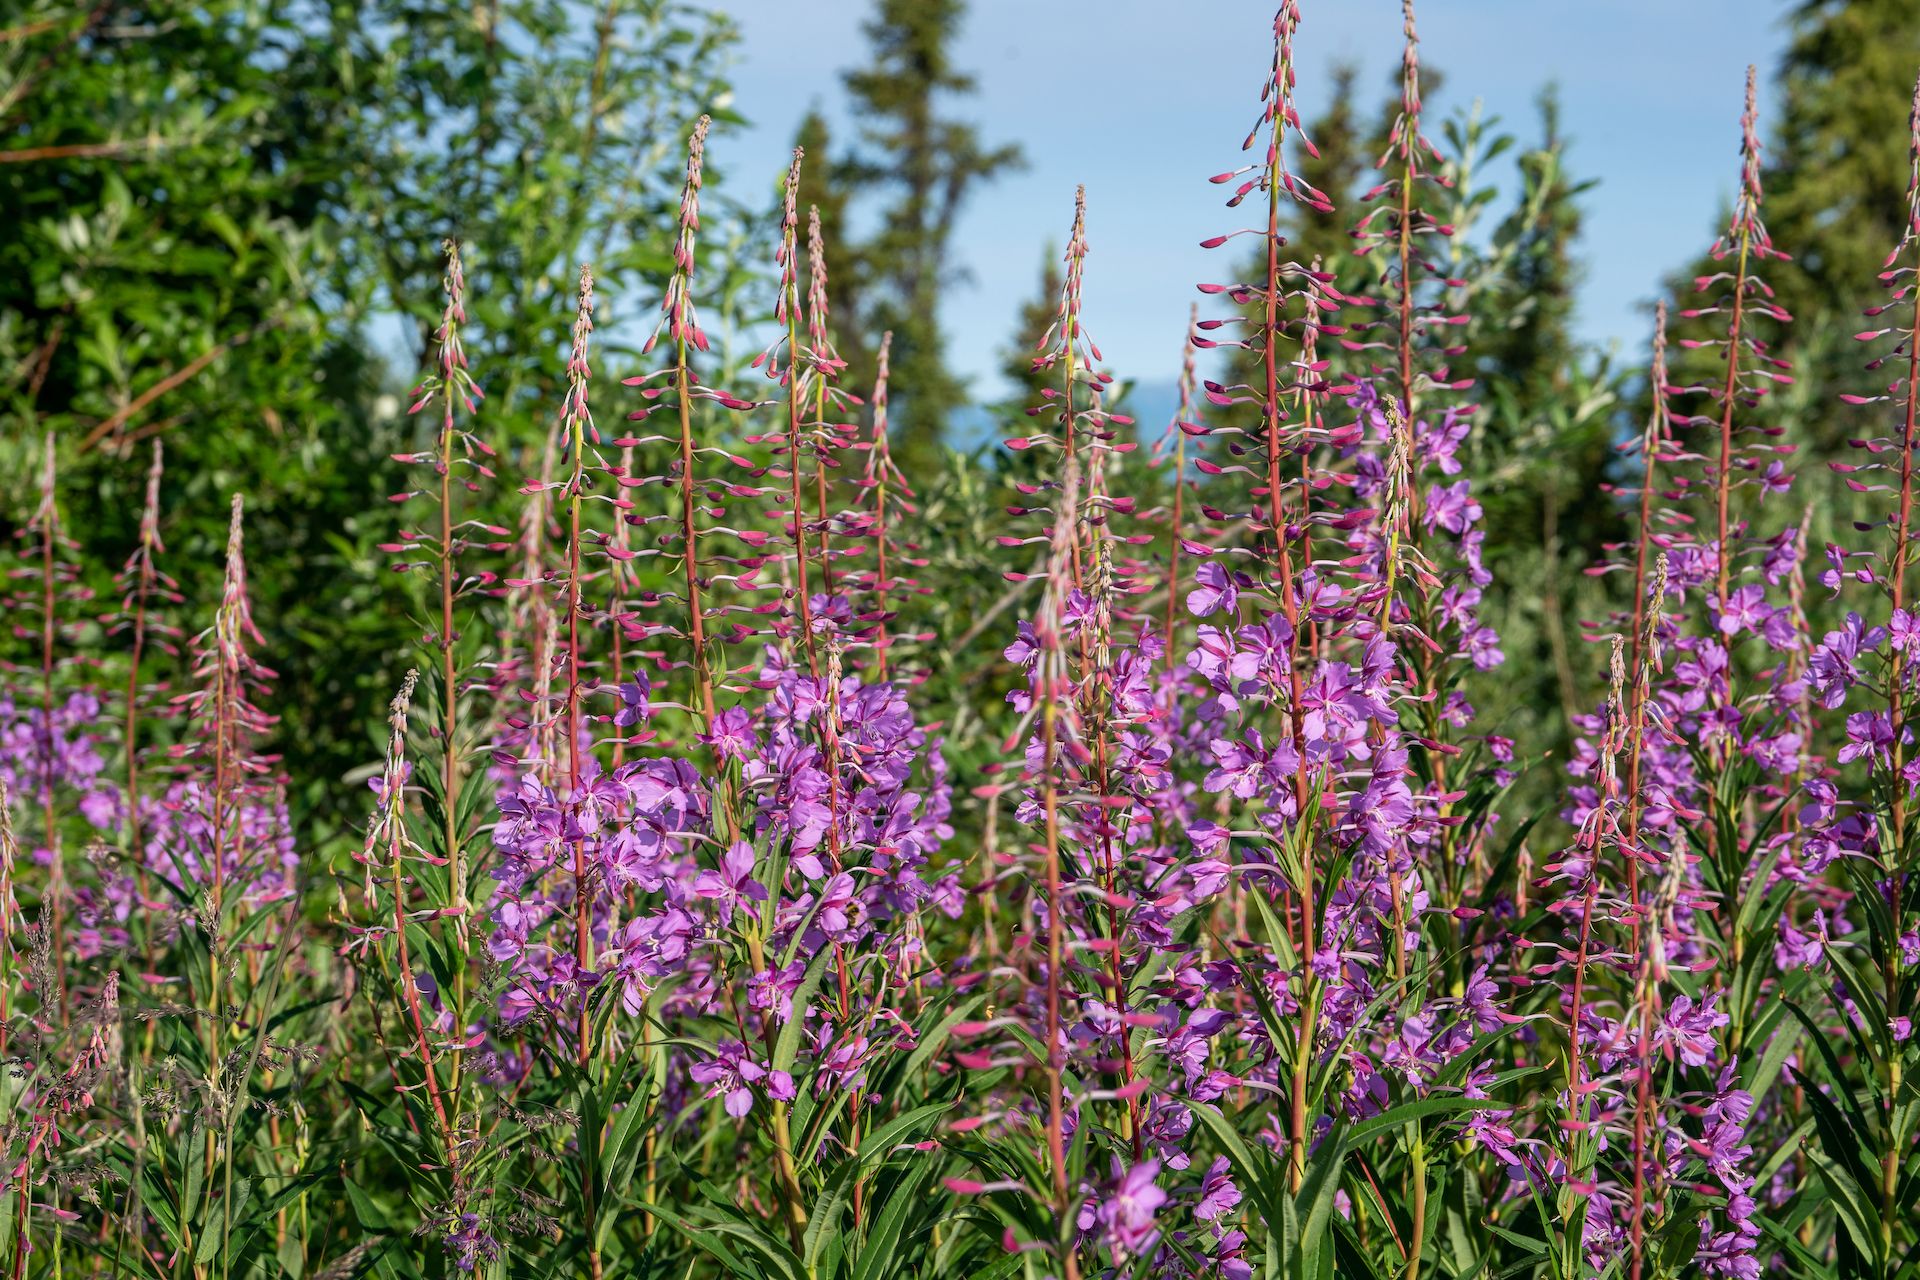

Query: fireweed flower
left=1077, top=1159, right=1166, bottom=1259
left=1186, top=561, right=1240, bottom=617
left=745, top=149, right=843, bottom=672
left=689, top=1040, right=795, bottom=1118
left=973, top=13, right=1518, bottom=1274
left=1191, top=1156, right=1242, bottom=1222
left=162, top=497, right=296, bottom=910
left=978, top=183, right=1234, bottom=1265
left=3, top=434, right=115, bottom=982
left=0, top=692, right=118, bottom=846
left=692, top=840, right=767, bottom=924
left=1554, top=69, right=1794, bottom=1280
left=1808, top=613, right=1879, bottom=708
left=487, top=285, right=954, bottom=1266
left=388, top=239, right=502, bottom=933
left=485, top=260, right=948, bottom=1172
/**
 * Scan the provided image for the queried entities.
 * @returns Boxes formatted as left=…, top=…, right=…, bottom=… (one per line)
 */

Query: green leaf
left=1742, top=1010, right=1803, bottom=1105
left=1804, top=1147, right=1881, bottom=1264
left=1295, top=1134, right=1347, bottom=1280
left=1342, top=1095, right=1506, bottom=1150
left=1758, top=1214, right=1837, bottom=1280
left=852, top=1163, right=934, bottom=1280
left=897, top=995, right=985, bottom=1086
left=854, top=1101, right=953, bottom=1177
left=774, top=950, right=837, bottom=1080
left=343, top=1178, right=390, bottom=1232
left=181, top=1119, right=207, bottom=1230
left=803, top=1167, right=855, bottom=1273
left=1187, top=1103, right=1280, bottom=1227
left=192, top=1177, right=252, bottom=1266
left=1782, top=1009, right=1873, bottom=1134
left=664, top=1209, right=808, bottom=1280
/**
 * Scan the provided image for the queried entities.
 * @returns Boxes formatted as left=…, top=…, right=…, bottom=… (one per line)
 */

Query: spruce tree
left=839, top=0, right=1023, bottom=471
left=1665, top=0, right=1920, bottom=452
left=1291, top=63, right=1369, bottom=288
left=1767, top=0, right=1920, bottom=326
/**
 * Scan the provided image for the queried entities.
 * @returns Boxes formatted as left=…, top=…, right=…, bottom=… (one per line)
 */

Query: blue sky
left=700, top=0, right=1793, bottom=399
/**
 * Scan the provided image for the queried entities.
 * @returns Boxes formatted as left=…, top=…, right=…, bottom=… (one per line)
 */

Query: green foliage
left=2, top=0, right=405, bottom=844
left=0, top=0, right=743, bottom=842
left=1768, top=0, right=1920, bottom=359
left=333, top=0, right=743, bottom=422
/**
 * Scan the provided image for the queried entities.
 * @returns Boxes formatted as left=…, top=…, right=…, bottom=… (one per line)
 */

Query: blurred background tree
left=1, top=0, right=395, bottom=839
left=796, top=0, right=1023, bottom=475
left=333, top=0, right=743, bottom=426
left=1767, top=0, right=1920, bottom=401
left=1661, top=0, right=1920, bottom=450
left=996, top=244, right=1064, bottom=420
left=0, top=0, right=741, bottom=839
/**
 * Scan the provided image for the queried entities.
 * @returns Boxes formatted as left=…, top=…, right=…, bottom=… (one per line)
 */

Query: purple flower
left=1462, top=965, right=1507, bottom=1031
left=1204, top=730, right=1299, bottom=801
left=1464, top=1108, right=1526, bottom=1173
left=1062, top=589, right=1096, bottom=636
left=1467, top=625, right=1505, bottom=670
left=1762, top=526, right=1800, bottom=584
left=1892, top=609, right=1917, bottom=652
left=1809, top=614, right=1883, bottom=709
left=692, top=840, right=767, bottom=924
left=1193, top=1156, right=1241, bottom=1222
left=1142, top=1098, right=1194, bottom=1170
left=1097, top=1160, right=1166, bottom=1255
left=442, top=1214, right=501, bottom=1271
left=690, top=1040, right=793, bottom=1118
left=1422, top=480, right=1482, bottom=536
left=1234, top=615, right=1294, bottom=687
left=1004, top=619, right=1040, bottom=667
left=1416, top=407, right=1471, bottom=474
left=1187, top=561, right=1239, bottom=617
left=702, top=706, right=759, bottom=761
left=1696, top=1221, right=1761, bottom=1280
left=1712, top=584, right=1772, bottom=637
left=1775, top=916, right=1824, bottom=970
left=1210, top=1229, right=1254, bottom=1280
left=1658, top=994, right=1729, bottom=1068
left=614, top=674, right=652, bottom=728
left=807, top=592, right=852, bottom=636
left=747, top=958, right=806, bottom=1020
left=1839, top=711, right=1895, bottom=766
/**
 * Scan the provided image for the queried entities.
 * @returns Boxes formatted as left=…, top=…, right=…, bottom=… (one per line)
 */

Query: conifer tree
left=838, top=0, right=1023, bottom=470
left=1666, top=0, right=1920, bottom=452
left=1767, top=0, right=1920, bottom=325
